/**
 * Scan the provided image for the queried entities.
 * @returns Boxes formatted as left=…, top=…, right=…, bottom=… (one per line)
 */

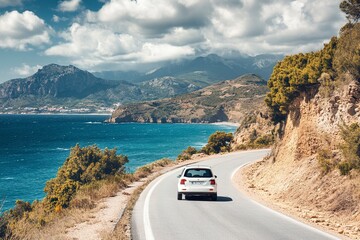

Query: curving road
left=132, top=150, right=339, bottom=240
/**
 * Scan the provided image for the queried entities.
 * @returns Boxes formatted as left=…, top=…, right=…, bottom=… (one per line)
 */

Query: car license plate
left=191, top=181, right=204, bottom=185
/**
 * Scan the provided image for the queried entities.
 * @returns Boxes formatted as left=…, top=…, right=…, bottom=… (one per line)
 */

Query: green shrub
left=317, top=149, right=335, bottom=174
left=177, top=146, right=198, bottom=161
left=201, top=131, right=233, bottom=155
left=265, top=37, right=337, bottom=122
left=254, top=134, right=274, bottom=146
left=338, top=123, right=360, bottom=174
left=43, top=145, right=128, bottom=210
left=338, top=162, right=353, bottom=175
left=334, top=23, right=360, bottom=79
left=0, top=200, right=32, bottom=239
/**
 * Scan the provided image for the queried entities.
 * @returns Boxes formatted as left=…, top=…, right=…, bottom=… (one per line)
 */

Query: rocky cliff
left=108, top=74, right=268, bottom=124
left=238, top=22, right=360, bottom=238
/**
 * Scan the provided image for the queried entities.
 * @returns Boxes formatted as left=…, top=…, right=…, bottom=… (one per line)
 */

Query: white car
left=177, top=166, right=217, bottom=201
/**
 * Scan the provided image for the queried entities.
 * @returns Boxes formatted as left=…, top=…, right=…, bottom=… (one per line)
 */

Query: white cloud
left=58, top=0, right=82, bottom=12
left=53, top=15, right=60, bottom=23
left=45, top=23, right=195, bottom=70
left=44, top=0, right=347, bottom=70
left=140, top=43, right=194, bottom=63
left=0, top=11, right=51, bottom=50
left=46, top=23, right=139, bottom=57
left=11, top=63, right=42, bottom=77
left=0, top=0, right=22, bottom=8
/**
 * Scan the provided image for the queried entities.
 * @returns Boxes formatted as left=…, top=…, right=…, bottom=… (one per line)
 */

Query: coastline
left=0, top=112, right=112, bottom=116
left=211, top=121, right=240, bottom=127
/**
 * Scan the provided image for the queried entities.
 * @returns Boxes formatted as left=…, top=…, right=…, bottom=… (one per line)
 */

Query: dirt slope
left=239, top=77, right=360, bottom=239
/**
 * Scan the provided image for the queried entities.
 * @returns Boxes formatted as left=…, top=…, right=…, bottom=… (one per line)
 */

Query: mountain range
left=93, top=53, right=283, bottom=86
left=0, top=53, right=282, bottom=113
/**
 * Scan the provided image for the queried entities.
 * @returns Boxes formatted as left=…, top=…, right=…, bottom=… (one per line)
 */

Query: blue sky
left=0, top=0, right=347, bottom=82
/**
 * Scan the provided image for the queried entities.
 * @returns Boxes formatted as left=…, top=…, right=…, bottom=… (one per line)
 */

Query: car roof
left=183, top=165, right=212, bottom=170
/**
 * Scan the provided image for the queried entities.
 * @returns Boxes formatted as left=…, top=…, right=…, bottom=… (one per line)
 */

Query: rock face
left=0, top=64, right=117, bottom=99
left=243, top=75, right=360, bottom=238
left=109, top=74, right=268, bottom=124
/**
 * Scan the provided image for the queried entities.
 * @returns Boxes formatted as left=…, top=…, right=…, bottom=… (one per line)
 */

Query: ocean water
left=0, top=114, right=236, bottom=211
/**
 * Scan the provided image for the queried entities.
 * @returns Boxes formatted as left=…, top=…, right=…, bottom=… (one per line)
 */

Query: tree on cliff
left=265, top=38, right=337, bottom=122
left=340, top=0, right=360, bottom=23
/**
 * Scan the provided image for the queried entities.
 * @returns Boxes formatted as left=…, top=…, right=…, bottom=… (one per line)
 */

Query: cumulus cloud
left=0, top=0, right=22, bottom=8
left=58, top=0, right=82, bottom=12
left=45, top=23, right=195, bottom=70
left=11, top=63, right=42, bottom=77
left=45, top=0, right=347, bottom=70
left=0, top=11, right=51, bottom=50
left=96, top=0, right=211, bottom=37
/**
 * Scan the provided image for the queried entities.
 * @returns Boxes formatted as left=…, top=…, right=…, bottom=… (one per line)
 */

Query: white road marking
left=143, top=171, right=174, bottom=240
left=230, top=159, right=339, bottom=240
left=230, top=162, right=250, bottom=180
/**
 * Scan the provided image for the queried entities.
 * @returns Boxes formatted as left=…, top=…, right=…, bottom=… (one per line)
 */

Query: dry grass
left=4, top=153, right=203, bottom=239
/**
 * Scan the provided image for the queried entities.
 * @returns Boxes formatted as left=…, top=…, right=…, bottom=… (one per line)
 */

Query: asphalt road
left=132, top=150, right=339, bottom=240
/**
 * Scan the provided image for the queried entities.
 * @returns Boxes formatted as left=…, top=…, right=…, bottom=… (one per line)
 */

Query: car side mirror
left=215, top=175, right=217, bottom=178
left=177, top=175, right=181, bottom=178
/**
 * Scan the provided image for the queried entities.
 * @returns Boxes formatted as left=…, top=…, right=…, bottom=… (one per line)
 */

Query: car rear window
left=184, top=168, right=213, bottom=178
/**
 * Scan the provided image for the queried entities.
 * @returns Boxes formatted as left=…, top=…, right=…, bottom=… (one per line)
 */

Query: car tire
left=177, top=193, right=182, bottom=200
left=211, top=194, right=217, bottom=201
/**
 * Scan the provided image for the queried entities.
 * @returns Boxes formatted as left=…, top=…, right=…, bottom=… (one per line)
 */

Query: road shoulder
left=232, top=160, right=351, bottom=240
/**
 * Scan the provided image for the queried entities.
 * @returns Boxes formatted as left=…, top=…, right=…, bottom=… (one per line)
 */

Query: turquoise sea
left=0, top=114, right=236, bottom=211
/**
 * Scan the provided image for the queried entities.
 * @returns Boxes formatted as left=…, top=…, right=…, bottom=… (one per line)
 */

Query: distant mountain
left=0, top=64, right=118, bottom=99
left=0, top=53, right=282, bottom=112
left=92, top=70, right=143, bottom=84
left=108, top=74, right=268, bottom=124
left=0, top=64, right=202, bottom=112
left=93, top=53, right=283, bottom=86
left=139, top=76, right=200, bottom=99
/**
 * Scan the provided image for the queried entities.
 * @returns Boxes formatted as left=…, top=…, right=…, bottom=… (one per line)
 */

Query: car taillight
left=210, top=179, right=216, bottom=185
left=180, top=179, right=186, bottom=185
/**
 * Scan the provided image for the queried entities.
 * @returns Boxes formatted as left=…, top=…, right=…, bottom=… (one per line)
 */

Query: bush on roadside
left=44, top=144, right=128, bottom=210
left=177, top=146, right=198, bottom=161
left=201, top=131, right=233, bottom=155
left=338, top=122, right=360, bottom=175
left=133, top=158, right=173, bottom=179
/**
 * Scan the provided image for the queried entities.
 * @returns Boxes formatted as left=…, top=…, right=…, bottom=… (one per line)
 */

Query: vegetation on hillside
left=265, top=38, right=337, bottom=122
left=339, top=123, right=360, bottom=175
left=340, top=0, right=360, bottom=23
left=316, top=123, right=360, bottom=175
left=201, top=131, right=234, bottom=154
left=43, top=145, right=128, bottom=210
left=111, top=74, right=268, bottom=124
left=0, top=145, right=129, bottom=238
left=177, top=146, right=198, bottom=161
left=266, top=1, right=360, bottom=122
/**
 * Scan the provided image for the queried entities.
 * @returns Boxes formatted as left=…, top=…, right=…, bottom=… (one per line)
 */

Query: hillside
left=0, top=64, right=119, bottom=99
left=237, top=22, right=360, bottom=239
left=108, top=74, right=268, bottom=124
left=0, top=53, right=281, bottom=113
left=0, top=65, right=201, bottom=112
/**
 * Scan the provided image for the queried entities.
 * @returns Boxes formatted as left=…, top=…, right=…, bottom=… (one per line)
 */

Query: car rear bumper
left=178, top=191, right=217, bottom=196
